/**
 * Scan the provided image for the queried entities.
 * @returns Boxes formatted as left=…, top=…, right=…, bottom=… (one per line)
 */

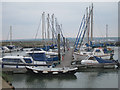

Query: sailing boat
left=5, top=26, right=23, bottom=52
left=25, top=12, right=78, bottom=75
left=26, top=12, right=61, bottom=67
left=73, top=4, right=114, bottom=61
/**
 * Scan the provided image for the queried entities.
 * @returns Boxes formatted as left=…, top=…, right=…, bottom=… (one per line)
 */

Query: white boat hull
left=26, top=66, right=78, bottom=75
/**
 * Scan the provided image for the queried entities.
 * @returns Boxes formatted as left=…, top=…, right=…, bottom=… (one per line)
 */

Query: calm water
left=3, top=47, right=120, bottom=88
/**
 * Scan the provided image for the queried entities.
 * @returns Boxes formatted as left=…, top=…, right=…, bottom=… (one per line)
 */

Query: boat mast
left=10, top=26, right=12, bottom=45
left=47, top=14, right=50, bottom=41
left=86, top=7, right=89, bottom=44
left=106, top=24, right=108, bottom=42
left=42, top=12, right=45, bottom=45
left=57, top=25, right=61, bottom=62
left=51, top=14, right=55, bottom=45
left=55, top=18, right=58, bottom=36
left=88, top=6, right=91, bottom=45
left=91, top=3, right=93, bottom=42
left=60, top=24, right=65, bottom=52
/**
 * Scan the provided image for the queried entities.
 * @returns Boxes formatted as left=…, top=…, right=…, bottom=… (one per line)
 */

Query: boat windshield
left=88, top=57, right=95, bottom=60
left=23, top=58, right=32, bottom=63
left=95, top=49, right=101, bottom=52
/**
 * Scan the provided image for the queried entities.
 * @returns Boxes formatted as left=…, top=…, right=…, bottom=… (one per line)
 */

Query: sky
left=1, top=2, right=118, bottom=40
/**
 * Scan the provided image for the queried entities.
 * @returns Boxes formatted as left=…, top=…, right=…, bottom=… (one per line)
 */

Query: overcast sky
left=2, top=2, right=118, bottom=40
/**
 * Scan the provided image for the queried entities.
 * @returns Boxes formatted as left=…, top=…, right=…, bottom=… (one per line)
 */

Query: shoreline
left=1, top=40, right=120, bottom=48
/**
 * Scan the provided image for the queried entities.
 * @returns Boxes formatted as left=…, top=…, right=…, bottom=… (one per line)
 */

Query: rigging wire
left=93, top=11, right=106, bottom=43
left=79, top=13, right=91, bottom=49
left=74, top=15, right=85, bottom=47
left=93, top=9, right=105, bottom=38
left=34, top=17, right=41, bottom=40
left=75, top=15, right=86, bottom=50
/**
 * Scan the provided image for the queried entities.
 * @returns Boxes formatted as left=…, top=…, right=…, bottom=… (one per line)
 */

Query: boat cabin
left=26, top=51, right=59, bottom=62
left=81, top=55, right=116, bottom=65
left=1, top=56, right=33, bottom=64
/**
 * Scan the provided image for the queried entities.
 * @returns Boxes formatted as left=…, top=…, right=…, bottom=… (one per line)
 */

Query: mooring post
left=16, top=63, right=18, bottom=68
left=58, top=33, right=61, bottom=64
left=66, top=38, right=69, bottom=51
left=16, top=65, right=18, bottom=68
left=63, top=37, right=65, bottom=52
left=2, top=64, right=4, bottom=68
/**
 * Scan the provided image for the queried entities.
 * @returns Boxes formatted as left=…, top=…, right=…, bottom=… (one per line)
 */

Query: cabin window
left=95, top=49, right=100, bottom=52
left=88, top=57, right=94, bottom=60
left=103, top=48, right=107, bottom=53
left=83, top=53, right=86, bottom=55
left=30, top=48, right=42, bottom=51
left=23, top=58, right=32, bottom=63
left=47, top=56, right=58, bottom=61
left=29, top=53, right=46, bottom=61
left=2, top=58, right=22, bottom=63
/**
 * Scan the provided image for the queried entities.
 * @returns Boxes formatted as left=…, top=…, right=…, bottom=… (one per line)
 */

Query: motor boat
left=0, top=55, right=46, bottom=68
left=73, top=47, right=114, bottom=60
left=80, top=55, right=119, bottom=68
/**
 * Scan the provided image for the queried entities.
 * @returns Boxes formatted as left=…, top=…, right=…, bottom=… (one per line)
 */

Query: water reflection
left=8, top=68, right=119, bottom=88
left=10, top=73, right=77, bottom=88
left=77, top=68, right=118, bottom=74
left=75, top=68, right=118, bottom=88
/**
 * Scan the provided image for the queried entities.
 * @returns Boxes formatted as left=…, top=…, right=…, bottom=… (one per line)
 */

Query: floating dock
left=57, top=48, right=73, bottom=67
